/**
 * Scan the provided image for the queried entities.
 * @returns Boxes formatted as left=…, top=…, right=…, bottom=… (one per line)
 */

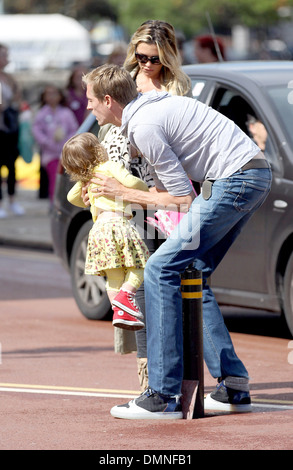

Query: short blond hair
left=61, top=132, right=108, bottom=182
left=82, top=64, right=138, bottom=106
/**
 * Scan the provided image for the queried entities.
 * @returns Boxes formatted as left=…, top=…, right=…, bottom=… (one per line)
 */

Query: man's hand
left=89, top=173, right=194, bottom=210
left=90, top=173, right=125, bottom=199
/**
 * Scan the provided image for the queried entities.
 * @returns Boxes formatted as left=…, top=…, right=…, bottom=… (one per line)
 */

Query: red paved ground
left=0, top=298, right=292, bottom=450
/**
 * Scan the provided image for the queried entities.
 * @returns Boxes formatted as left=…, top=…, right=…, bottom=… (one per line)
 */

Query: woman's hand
left=81, top=182, right=90, bottom=206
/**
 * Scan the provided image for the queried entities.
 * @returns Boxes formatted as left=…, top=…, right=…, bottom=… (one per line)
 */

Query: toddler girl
left=61, top=132, right=149, bottom=330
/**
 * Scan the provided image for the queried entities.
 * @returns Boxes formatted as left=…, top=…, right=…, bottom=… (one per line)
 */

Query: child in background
left=32, top=85, right=78, bottom=205
left=65, top=66, right=89, bottom=125
left=61, top=132, right=150, bottom=331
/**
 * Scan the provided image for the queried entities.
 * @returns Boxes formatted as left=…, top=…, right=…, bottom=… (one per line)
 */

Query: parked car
left=51, top=61, right=293, bottom=336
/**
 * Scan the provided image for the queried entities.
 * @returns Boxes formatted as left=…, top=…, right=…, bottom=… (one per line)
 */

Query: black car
left=51, top=61, right=293, bottom=336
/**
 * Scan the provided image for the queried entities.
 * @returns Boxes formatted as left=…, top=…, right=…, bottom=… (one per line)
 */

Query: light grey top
left=121, top=90, right=260, bottom=196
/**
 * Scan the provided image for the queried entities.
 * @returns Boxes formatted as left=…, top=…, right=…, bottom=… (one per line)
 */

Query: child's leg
left=112, top=268, right=145, bottom=331
left=105, top=267, right=145, bottom=331
left=112, top=268, right=145, bottom=318
left=104, top=267, right=125, bottom=305
left=122, top=267, right=145, bottom=294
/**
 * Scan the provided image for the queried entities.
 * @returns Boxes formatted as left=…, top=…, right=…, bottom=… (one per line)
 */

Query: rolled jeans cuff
left=224, top=376, right=250, bottom=392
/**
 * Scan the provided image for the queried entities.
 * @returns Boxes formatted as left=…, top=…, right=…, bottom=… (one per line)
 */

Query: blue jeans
left=144, top=168, right=272, bottom=395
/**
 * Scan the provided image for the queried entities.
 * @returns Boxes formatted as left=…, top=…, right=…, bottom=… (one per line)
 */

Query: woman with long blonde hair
left=124, top=20, right=191, bottom=96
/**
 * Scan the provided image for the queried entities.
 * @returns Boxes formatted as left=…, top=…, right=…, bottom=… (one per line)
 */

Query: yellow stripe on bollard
left=181, top=279, right=202, bottom=285
left=181, top=277, right=202, bottom=299
left=181, top=292, right=202, bottom=299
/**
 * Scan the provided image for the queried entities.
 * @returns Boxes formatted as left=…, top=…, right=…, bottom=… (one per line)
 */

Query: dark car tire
left=283, top=251, right=293, bottom=336
left=70, top=220, right=111, bottom=320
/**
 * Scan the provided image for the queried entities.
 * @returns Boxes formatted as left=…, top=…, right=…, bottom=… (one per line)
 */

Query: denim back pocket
left=233, top=180, right=269, bottom=212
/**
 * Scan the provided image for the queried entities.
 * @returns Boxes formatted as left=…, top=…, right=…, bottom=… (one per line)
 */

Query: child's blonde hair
left=61, top=132, right=108, bottom=182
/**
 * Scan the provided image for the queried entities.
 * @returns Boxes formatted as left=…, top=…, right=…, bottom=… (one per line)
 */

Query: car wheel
left=70, top=220, right=111, bottom=320
left=283, top=251, right=293, bottom=336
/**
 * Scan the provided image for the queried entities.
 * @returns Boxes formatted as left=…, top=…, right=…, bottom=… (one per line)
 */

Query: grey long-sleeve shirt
left=120, top=90, right=260, bottom=196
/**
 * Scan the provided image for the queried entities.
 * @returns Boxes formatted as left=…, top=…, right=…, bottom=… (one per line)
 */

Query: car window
left=267, top=86, right=293, bottom=151
left=210, top=87, right=274, bottom=161
left=191, top=79, right=207, bottom=98
left=212, top=88, right=256, bottom=135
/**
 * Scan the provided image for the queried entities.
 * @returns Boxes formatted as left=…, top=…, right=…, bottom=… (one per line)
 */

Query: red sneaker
left=112, top=307, right=145, bottom=331
left=112, top=289, right=144, bottom=319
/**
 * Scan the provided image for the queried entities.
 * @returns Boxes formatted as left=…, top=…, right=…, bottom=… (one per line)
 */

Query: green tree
left=108, top=0, right=293, bottom=37
left=4, top=0, right=293, bottom=37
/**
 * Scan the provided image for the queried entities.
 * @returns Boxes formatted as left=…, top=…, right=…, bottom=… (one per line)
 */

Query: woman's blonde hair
left=124, top=20, right=191, bottom=96
left=61, top=132, right=108, bottom=183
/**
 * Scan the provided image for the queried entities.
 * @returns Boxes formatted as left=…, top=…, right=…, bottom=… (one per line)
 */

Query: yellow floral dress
left=85, top=216, right=149, bottom=276
left=67, top=160, right=150, bottom=276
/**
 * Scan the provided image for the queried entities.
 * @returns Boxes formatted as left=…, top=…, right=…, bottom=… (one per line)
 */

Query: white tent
left=0, top=14, right=92, bottom=71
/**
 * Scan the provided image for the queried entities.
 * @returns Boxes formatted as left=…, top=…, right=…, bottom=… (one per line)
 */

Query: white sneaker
left=110, top=388, right=183, bottom=420
left=204, top=380, right=252, bottom=413
left=0, top=207, right=7, bottom=218
left=8, top=202, right=25, bottom=216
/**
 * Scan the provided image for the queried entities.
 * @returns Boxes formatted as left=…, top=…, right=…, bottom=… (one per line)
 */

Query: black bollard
left=181, top=265, right=204, bottom=418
